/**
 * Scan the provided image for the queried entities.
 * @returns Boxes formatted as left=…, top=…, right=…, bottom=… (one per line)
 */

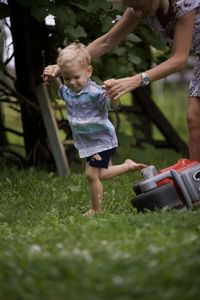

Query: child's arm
left=42, top=64, right=61, bottom=83
left=110, top=96, right=121, bottom=109
left=103, top=79, right=121, bottom=109
left=42, top=66, right=61, bottom=98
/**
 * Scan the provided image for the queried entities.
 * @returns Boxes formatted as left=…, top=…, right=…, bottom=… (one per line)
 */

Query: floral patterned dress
left=144, top=0, right=200, bottom=97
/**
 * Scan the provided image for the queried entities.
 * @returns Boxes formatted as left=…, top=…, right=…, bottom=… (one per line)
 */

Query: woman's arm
left=104, top=9, right=196, bottom=99
left=87, top=8, right=140, bottom=59
left=145, top=9, right=196, bottom=81
left=42, top=8, right=139, bottom=81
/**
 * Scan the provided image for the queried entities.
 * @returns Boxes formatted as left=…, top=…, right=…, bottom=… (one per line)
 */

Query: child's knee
left=85, top=167, right=97, bottom=182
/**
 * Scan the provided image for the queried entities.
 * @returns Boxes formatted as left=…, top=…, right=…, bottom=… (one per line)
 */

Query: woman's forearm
left=146, top=10, right=194, bottom=83
left=144, top=54, right=188, bottom=84
left=103, top=54, right=189, bottom=100
left=87, top=35, right=114, bottom=60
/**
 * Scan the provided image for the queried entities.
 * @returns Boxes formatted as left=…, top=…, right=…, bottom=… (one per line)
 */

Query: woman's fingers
left=108, top=83, right=126, bottom=99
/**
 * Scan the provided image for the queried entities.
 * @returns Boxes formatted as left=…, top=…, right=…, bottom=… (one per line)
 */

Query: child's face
left=61, top=63, right=93, bottom=93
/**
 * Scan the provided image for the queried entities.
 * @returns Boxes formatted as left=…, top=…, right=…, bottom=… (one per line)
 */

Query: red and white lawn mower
left=132, top=159, right=200, bottom=212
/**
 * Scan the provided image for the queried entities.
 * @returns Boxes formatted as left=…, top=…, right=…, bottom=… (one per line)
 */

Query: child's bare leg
left=84, top=164, right=103, bottom=216
left=99, top=159, right=146, bottom=180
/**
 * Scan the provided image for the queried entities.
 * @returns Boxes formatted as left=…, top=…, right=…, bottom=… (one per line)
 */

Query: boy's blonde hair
left=107, top=0, right=170, bottom=14
left=57, top=42, right=91, bottom=69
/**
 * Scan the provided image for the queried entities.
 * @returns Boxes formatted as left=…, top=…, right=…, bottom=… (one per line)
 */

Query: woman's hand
left=103, top=74, right=141, bottom=99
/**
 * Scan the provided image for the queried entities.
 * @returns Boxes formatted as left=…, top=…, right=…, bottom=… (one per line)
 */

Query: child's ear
left=87, top=65, right=93, bottom=77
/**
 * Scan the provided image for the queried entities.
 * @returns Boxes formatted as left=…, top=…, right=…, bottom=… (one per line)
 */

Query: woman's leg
left=99, top=159, right=146, bottom=180
left=84, top=163, right=103, bottom=216
left=187, top=97, right=200, bottom=162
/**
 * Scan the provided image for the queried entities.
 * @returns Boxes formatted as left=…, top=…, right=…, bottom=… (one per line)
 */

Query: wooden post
left=35, top=83, right=70, bottom=176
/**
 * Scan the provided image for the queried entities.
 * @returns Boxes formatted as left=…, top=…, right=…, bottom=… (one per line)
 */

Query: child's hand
left=103, top=76, right=140, bottom=100
left=102, top=79, right=118, bottom=102
left=41, top=65, right=60, bottom=84
left=102, top=78, right=121, bottom=101
left=42, top=66, right=53, bottom=84
left=103, top=79, right=121, bottom=108
left=102, top=78, right=116, bottom=89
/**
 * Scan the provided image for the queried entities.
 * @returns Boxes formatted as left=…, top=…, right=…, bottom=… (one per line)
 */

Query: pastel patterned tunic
left=59, top=79, right=118, bottom=158
left=144, top=0, right=200, bottom=97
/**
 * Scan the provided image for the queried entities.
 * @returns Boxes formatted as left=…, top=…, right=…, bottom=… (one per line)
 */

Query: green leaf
left=127, top=33, right=142, bottom=43
left=136, top=23, right=167, bottom=51
left=64, top=25, right=87, bottom=39
left=111, top=46, right=127, bottom=56
left=30, top=7, right=49, bottom=22
left=87, top=0, right=110, bottom=13
left=0, top=3, right=9, bottom=19
left=128, top=53, right=142, bottom=65
left=70, top=2, right=89, bottom=12
left=52, top=6, right=77, bottom=27
left=101, top=16, right=114, bottom=33
left=118, top=64, right=133, bottom=76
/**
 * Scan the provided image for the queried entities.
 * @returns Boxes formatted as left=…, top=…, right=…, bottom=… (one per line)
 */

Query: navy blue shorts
left=86, top=148, right=117, bottom=169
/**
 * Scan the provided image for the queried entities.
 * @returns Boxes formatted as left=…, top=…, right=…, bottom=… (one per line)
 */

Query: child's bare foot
left=125, top=159, right=147, bottom=171
left=83, top=209, right=102, bottom=217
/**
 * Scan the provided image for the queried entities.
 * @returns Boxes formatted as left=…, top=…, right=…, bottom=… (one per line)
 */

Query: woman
left=43, top=0, right=200, bottom=161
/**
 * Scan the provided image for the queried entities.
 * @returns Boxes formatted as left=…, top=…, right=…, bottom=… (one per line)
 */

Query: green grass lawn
left=1, top=167, right=200, bottom=300
left=0, top=82, right=196, bottom=299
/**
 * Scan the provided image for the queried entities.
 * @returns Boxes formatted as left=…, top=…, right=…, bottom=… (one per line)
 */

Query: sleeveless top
left=144, top=0, right=200, bottom=54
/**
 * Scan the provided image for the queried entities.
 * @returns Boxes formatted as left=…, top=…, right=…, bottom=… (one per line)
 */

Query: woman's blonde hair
left=151, top=0, right=170, bottom=14
left=57, top=42, right=91, bottom=69
left=107, top=0, right=170, bottom=14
